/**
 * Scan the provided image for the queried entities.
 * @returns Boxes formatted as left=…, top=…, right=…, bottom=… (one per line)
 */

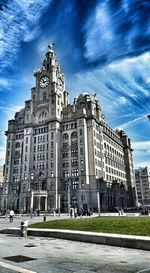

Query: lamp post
left=30, top=190, right=34, bottom=219
left=58, top=194, right=60, bottom=216
left=97, top=191, right=101, bottom=216
left=67, top=179, right=70, bottom=215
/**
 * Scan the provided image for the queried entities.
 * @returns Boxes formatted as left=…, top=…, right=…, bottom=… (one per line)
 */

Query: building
left=0, top=165, right=4, bottom=211
left=1, top=45, right=136, bottom=213
left=135, top=167, right=150, bottom=206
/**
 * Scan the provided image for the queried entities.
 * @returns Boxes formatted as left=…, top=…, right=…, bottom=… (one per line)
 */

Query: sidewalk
left=0, top=215, right=150, bottom=251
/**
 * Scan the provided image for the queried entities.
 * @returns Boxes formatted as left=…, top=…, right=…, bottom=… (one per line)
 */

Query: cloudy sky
left=0, top=0, right=150, bottom=169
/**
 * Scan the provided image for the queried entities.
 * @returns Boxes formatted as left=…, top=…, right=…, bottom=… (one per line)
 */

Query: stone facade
left=135, top=167, right=150, bottom=206
left=1, top=45, right=136, bottom=213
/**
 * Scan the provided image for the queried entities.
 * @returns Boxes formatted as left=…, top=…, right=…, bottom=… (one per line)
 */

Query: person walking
left=9, top=209, right=14, bottom=223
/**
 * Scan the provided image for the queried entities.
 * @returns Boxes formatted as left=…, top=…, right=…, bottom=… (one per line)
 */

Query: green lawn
left=29, top=216, right=150, bottom=236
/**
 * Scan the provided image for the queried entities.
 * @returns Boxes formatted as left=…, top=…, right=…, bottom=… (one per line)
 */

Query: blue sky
left=0, top=0, right=150, bottom=169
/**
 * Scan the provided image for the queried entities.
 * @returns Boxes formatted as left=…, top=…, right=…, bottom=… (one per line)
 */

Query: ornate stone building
left=1, top=45, right=136, bottom=213
left=135, top=167, right=150, bottom=206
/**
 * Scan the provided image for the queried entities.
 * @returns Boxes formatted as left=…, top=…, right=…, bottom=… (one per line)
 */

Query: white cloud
left=0, top=0, right=52, bottom=70
left=132, top=141, right=150, bottom=153
left=84, top=2, right=113, bottom=61
left=0, top=78, right=10, bottom=88
left=114, top=115, right=147, bottom=130
left=134, top=160, right=150, bottom=170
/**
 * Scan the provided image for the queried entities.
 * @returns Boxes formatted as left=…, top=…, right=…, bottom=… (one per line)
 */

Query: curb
left=0, top=227, right=150, bottom=251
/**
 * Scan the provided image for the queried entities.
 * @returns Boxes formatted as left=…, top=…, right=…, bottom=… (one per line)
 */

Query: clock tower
left=30, top=44, right=68, bottom=124
left=23, top=44, right=69, bottom=211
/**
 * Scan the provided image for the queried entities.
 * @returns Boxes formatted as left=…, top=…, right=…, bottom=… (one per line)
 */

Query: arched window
left=71, top=195, right=78, bottom=207
left=15, top=142, right=20, bottom=149
left=39, top=111, right=47, bottom=119
left=63, top=133, right=69, bottom=140
left=71, top=132, right=77, bottom=139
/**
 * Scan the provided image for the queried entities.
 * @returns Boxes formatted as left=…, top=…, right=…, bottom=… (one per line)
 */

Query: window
left=63, top=142, right=68, bottom=147
left=81, top=168, right=84, bottom=175
left=71, top=169, right=79, bottom=177
left=71, top=195, right=78, bottom=206
left=71, top=132, right=77, bottom=139
left=62, top=160, right=69, bottom=167
left=13, top=167, right=19, bottom=174
left=80, top=138, right=83, bottom=145
left=31, top=173, right=34, bottom=180
left=13, top=176, right=19, bottom=182
left=14, top=159, right=19, bottom=165
left=63, top=133, right=68, bottom=140
left=72, top=180, right=79, bottom=190
left=71, top=140, right=77, bottom=147
left=71, top=159, right=78, bottom=167
left=43, top=92, right=47, bottom=101
left=80, top=129, right=82, bottom=136
left=51, top=170, right=54, bottom=177
left=39, top=111, right=47, bottom=119
left=80, top=148, right=83, bottom=155
left=63, top=150, right=69, bottom=158
left=15, top=142, right=20, bottom=148
left=80, top=158, right=84, bottom=165
left=26, top=137, right=28, bottom=144
left=63, top=170, right=69, bottom=177
left=71, top=149, right=78, bottom=157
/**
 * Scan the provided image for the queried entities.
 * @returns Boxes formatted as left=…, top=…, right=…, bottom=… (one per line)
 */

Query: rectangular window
left=63, top=170, right=69, bottom=177
left=71, top=149, right=78, bottom=157
left=26, top=137, right=28, bottom=144
left=72, top=180, right=79, bottom=190
left=80, top=148, right=83, bottom=156
left=51, top=170, right=54, bottom=177
left=62, top=160, right=69, bottom=167
left=71, top=169, right=79, bottom=177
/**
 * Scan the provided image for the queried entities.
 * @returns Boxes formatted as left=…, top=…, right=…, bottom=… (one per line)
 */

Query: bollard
left=20, top=220, right=28, bottom=237
left=43, top=215, right=46, bottom=222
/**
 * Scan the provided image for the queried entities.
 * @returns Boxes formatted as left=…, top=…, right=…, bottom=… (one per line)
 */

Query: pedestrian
left=74, top=207, right=77, bottom=218
left=70, top=207, right=73, bottom=218
left=9, top=209, right=14, bottom=223
left=5, top=212, right=8, bottom=220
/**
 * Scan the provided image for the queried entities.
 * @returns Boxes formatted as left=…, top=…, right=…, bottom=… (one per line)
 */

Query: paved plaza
left=0, top=215, right=150, bottom=273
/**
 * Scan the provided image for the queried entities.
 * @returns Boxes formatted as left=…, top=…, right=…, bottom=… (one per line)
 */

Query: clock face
left=39, top=76, right=50, bottom=88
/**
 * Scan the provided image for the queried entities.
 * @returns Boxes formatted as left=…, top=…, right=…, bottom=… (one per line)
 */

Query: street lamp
left=97, top=191, right=101, bottom=216
left=67, top=179, right=70, bottom=215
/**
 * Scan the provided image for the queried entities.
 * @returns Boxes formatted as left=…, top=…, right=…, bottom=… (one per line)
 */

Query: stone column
left=23, top=197, right=26, bottom=212
left=38, top=196, right=41, bottom=210
left=45, top=196, right=47, bottom=211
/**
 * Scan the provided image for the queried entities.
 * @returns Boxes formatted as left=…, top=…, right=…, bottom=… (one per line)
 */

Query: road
left=0, top=215, right=150, bottom=273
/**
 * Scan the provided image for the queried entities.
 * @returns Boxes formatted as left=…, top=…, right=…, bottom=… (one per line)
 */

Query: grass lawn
left=29, top=216, right=150, bottom=236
